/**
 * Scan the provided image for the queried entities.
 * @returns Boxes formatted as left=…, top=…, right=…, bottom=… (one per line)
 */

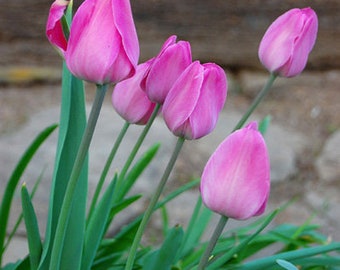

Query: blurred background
left=1, top=0, right=340, bottom=69
left=0, top=0, right=340, bottom=263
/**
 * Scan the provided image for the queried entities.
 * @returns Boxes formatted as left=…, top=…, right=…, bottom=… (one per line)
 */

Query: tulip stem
left=88, top=121, right=130, bottom=221
left=198, top=215, right=229, bottom=270
left=50, top=84, right=108, bottom=269
left=116, top=103, right=161, bottom=199
left=125, top=136, right=185, bottom=270
left=233, top=73, right=277, bottom=131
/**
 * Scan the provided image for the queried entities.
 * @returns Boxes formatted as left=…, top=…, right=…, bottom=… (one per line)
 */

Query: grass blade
left=0, top=124, right=57, bottom=266
left=21, top=183, right=42, bottom=270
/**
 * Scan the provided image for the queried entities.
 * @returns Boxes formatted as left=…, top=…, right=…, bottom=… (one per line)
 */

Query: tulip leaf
left=81, top=176, right=117, bottom=270
left=21, top=183, right=43, bottom=270
left=180, top=197, right=212, bottom=259
left=0, top=123, right=57, bottom=266
left=39, top=64, right=88, bottom=270
left=258, top=115, right=271, bottom=136
left=116, top=143, right=160, bottom=201
left=142, top=226, right=184, bottom=270
left=206, top=208, right=279, bottom=269
left=276, top=259, right=298, bottom=270
left=3, top=169, right=44, bottom=252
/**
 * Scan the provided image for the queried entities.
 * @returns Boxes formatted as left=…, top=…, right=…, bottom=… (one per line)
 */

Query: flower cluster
left=46, top=0, right=319, bottom=220
left=39, top=1, right=323, bottom=269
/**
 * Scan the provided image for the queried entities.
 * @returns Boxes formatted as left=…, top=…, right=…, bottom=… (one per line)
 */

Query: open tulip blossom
left=200, top=122, right=270, bottom=220
left=258, top=7, right=318, bottom=77
left=163, top=61, right=227, bottom=140
left=46, top=0, right=139, bottom=84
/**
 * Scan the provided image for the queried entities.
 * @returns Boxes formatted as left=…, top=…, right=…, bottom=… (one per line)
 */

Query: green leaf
left=236, top=242, right=340, bottom=270
left=21, top=183, right=42, bottom=270
left=0, top=124, right=57, bottom=266
left=116, top=143, right=160, bottom=201
left=143, top=226, right=184, bottom=270
left=3, top=168, right=44, bottom=253
left=1, top=256, right=30, bottom=270
left=276, top=259, right=298, bottom=270
left=180, top=197, right=212, bottom=258
left=258, top=115, right=271, bottom=135
left=82, top=176, right=117, bottom=270
left=39, top=63, right=88, bottom=270
left=206, top=208, right=280, bottom=269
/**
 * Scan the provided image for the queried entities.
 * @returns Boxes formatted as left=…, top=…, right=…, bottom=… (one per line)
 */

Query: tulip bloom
left=46, top=0, right=139, bottom=84
left=141, top=35, right=192, bottom=104
left=258, top=7, right=318, bottom=77
left=112, top=61, right=156, bottom=125
left=162, top=61, right=227, bottom=140
left=200, top=122, right=270, bottom=220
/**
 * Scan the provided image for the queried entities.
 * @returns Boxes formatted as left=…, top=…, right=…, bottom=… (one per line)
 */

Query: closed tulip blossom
left=112, top=61, right=156, bottom=125
left=162, top=61, right=227, bottom=140
left=141, top=35, right=192, bottom=104
left=46, top=0, right=139, bottom=84
left=200, top=122, right=270, bottom=220
left=258, top=7, right=318, bottom=78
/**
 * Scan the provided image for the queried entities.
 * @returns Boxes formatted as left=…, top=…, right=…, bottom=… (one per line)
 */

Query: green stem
left=198, top=215, right=229, bottom=270
left=125, top=136, right=185, bottom=270
left=233, top=73, right=277, bottom=131
left=116, top=104, right=161, bottom=197
left=88, top=121, right=130, bottom=221
left=50, top=84, right=108, bottom=269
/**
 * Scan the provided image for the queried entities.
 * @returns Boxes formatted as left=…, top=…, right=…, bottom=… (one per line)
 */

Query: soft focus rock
left=316, top=130, right=340, bottom=182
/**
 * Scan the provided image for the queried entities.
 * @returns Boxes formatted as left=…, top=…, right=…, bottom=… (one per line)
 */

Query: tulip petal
left=112, top=61, right=155, bottom=124
left=283, top=9, right=318, bottom=77
left=201, top=122, right=270, bottom=220
left=113, top=0, right=140, bottom=69
left=259, top=9, right=304, bottom=72
left=46, top=0, right=69, bottom=56
left=163, top=61, right=204, bottom=137
left=189, top=63, right=227, bottom=139
left=143, top=38, right=192, bottom=103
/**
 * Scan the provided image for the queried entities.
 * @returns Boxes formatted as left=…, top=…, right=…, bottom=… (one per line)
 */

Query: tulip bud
left=112, top=61, right=156, bottom=125
left=258, top=7, right=318, bottom=77
left=200, top=122, right=270, bottom=220
left=46, top=0, right=140, bottom=84
left=46, top=0, right=69, bottom=56
left=162, top=61, right=227, bottom=140
left=141, top=35, right=192, bottom=104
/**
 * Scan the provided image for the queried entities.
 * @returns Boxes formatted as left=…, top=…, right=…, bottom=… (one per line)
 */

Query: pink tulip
left=46, top=0, right=69, bottom=56
left=141, top=35, right=192, bottom=104
left=46, top=0, right=139, bottom=84
left=258, top=7, right=318, bottom=77
left=112, top=61, right=156, bottom=125
left=200, top=122, right=270, bottom=220
left=162, top=61, right=227, bottom=140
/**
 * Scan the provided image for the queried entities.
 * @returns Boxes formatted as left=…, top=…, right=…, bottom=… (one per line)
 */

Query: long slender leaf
left=0, top=124, right=57, bottom=266
left=82, top=176, right=117, bottom=270
left=3, top=168, right=45, bottom=252
left=21, top=183, right=42, bottom=270
left=142, top=226, right=184, bottom=270
left=39, top=64, right=87, bottom=269
left=116, top=143, right=160, bottom=201
left=206, top=209, right=280, bottom=269
left=237, top=242, right=340, bottom=270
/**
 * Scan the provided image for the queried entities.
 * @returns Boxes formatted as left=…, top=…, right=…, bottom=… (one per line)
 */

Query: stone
left=315, top=130, right=340, bottom=182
